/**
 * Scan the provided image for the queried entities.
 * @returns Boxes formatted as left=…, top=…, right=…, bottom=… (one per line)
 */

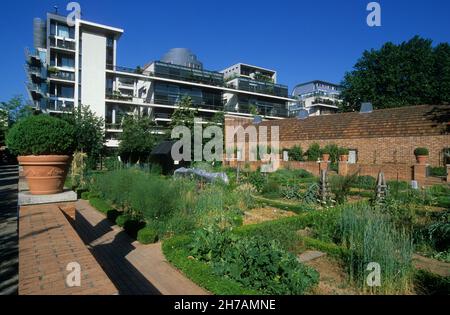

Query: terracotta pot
left=416, top=155, right=428, bottom=165
left=339, top=155, right=349, bottom=162
left=18, top=155, right=71, bottom=195
left=321, top=153, right=330, bottom=162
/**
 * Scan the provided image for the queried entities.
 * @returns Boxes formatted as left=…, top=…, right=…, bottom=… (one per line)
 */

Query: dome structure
left=161, top=48, right=203, bottom=69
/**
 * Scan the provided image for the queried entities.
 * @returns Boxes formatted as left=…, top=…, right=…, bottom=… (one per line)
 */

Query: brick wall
left=280, top=136, right=449, bottom=167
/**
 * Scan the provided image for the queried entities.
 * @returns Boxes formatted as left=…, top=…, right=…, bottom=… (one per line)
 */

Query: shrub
left=80, top=191, right=90, bottom=200
left=247, top=170, right=266, bottom=192
left=429, top=167, right=447, bottom=177
left=106, top=209, right=121, bottom=223
left=261, top=179, right=281, bottom=199
left=329, top=173, right=359, bottom=204
left=190, top=226, right=319, bottom=294
left=353, top=175, right=376, bottom=190
left=414, top=270, right=450, bottom=295
left=6, top=115, right=74, bottom=155
left=306, top=143, right=321, bottom=161
left=414, top=147, right=429, bottom=156
left=323, top=144, right=339, bottom=163
left=288, top=145, right=303, bottom=161
left=89, top=197, right=113, bottom=214
left=339, top=147, right=349, bottom=156
left=116, top=214, right=132, bottom=227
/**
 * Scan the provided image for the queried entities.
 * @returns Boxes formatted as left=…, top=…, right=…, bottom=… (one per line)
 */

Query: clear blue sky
left=1, top=0, right=449, bottom=101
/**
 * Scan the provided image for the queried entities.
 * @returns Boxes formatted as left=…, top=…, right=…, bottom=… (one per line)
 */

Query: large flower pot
left=339, top=155, right=349, bottom=162
left=321, top=154, right=330, bottom=162
left=18, top=155, right=71, bottom=195
left=416, top=155, right=428, bottom=165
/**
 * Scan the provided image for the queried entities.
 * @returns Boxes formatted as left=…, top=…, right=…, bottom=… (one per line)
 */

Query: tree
left=119, top=115, right=157, bottom=163
left=0, top=95, right=34, bottom=145
left=340, top=36, right=450, bottom=111
left=169, top=96, right=198, bottom=130
left=62, top=105, right=104, bottom=169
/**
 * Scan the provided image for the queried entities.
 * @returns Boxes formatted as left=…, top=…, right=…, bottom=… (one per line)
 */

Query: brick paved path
left=75, top=199, right=209, bottom=295
left=19, top=203, right=118, bottom=295
left=0, top=164, right=19, bottom=295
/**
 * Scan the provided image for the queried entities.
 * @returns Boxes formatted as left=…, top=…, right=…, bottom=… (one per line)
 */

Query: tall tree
left=0, top=95, right=33, bottom=145
left=169, top=96, right=198, bottom=130
left=340, top=36, right=450, bottom=111
left=119, top=115, right=157, bottom=163
left=62, top=105, right=105, bottom=169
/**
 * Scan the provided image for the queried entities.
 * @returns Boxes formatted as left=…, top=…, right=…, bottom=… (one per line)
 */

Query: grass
left=339, top=203, right=414, bottom=294
left=89, top=197, right=114, bottom=214
left=414, top=270, right=450, bottom=295
left=162, top=235, right=261, bottom=295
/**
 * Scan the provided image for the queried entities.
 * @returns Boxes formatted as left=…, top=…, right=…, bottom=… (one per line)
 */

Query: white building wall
left=81, top=31, right=106, bottom=117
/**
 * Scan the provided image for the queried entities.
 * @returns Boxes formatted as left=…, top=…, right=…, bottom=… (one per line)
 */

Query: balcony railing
left=46, top=98, right=74, bottom=112
left=237, top=77, right=288, bottom=97
left=48, top=70, right=75, bottom=81
left=49, top=36, right=76, bottom=50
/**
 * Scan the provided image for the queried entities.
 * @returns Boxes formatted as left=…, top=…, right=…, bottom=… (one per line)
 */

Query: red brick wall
left=346, top=163, right=414, bottom=181
left=278, top=136, right=449, bottom=167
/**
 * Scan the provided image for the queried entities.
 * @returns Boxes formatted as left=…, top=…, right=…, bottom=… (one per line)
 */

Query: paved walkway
left=19, top=203, right=118, bottom=295
left=74, top=200, right=209, bottom=295
left=0, top=164, right=19, bottom=295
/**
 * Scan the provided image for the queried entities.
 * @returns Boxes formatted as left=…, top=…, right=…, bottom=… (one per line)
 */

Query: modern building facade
left=25, top=13, right=297, bottom=147
left=290, top=80, right=342, bottom=116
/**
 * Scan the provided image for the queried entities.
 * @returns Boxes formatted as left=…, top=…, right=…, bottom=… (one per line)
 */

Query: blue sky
left=1, top=0, right=449, bottom=101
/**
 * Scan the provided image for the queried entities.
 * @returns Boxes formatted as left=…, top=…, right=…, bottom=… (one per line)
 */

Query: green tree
left=62, top=105, right=105, bottom=169
left=169, top=96, right=198, bottom=130
left=0, top=96, right=34, bottom=145
left=119, top=115, right=157, bottom=163
left=341, top=36, right=450, bottom=111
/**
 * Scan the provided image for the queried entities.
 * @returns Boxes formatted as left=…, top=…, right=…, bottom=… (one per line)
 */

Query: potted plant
left=339, top=148, right=349, bottom=162
left=6, top=115, right=74, bottom=195
left=414, top=147, right=429, bottom=164
left=321, top=146, right=330, bottom=162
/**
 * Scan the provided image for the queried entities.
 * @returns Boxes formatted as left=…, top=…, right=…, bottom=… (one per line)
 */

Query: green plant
left=288, top=145, right=304, bottom=161
left=323, top=144, right=339, bottom=163
left=329, top=173, right=359, bottom=204
left=338, top=147, right=349, bottom=156
left=124, top=219, right=146, bottom=239
left=119, top=116, right=157, bottom=164
left=414, top=147, right=429, bottom=156
left=247, top=171, right=266, bottom=192
left=353, top=175, right=376, bottom=190
left=62, top=105, right=104, bottom=169
left=190, top=226, right=319, bottom=294
left=116, top=214, right=132, bottom=227
left=306, top=143, right=321, bottom=161
left=89, top=197, right=114, bottom=214
left=339, top=203, right=414, bottom=294
left=80, top=191, right=90, bottom=200
left=163, top=235, right=259, bottom=295
left=429, top=166, right=447, bottom=177
left=6, top=115, right=74, bottom=155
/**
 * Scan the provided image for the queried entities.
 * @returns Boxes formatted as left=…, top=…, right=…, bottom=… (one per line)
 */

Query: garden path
left=0, top=164, right=19, bottom=295
left=74, top=199, right=209, bottom=295
left=412, top=254, right=450, bottom=277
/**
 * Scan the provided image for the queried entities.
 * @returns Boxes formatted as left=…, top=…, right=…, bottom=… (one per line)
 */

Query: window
left=57, top=25, right=70, bottom=38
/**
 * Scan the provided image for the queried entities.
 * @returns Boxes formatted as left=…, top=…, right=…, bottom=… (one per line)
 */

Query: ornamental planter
left=416, top=155, right=428, bottom=165
left=18, top=155, right=71, bottom=195
left=321, top=153, right=330, bottom=162
left=339, top=154, right=349, bottom=162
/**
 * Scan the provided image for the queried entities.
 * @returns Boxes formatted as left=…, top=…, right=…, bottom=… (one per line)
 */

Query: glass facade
left=237, top=77, right=288, bottom=97
left=153, top=61, right=224, bottom=87
left=154, top=82, right=224, bottom=110
left=234, top=95, right=288, bottom=117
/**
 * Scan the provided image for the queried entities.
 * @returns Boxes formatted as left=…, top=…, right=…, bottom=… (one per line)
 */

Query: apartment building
left=290, top=80, right=342, bottom=116
left=25, top=13, right=297, bottom=147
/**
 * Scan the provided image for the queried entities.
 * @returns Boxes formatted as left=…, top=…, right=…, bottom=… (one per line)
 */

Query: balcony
left=236, top=77, right=288, bottom=97
left=27, top=83, right=45, bottom=100
left=48, top=70, right=75, bottom=82
left=25, top=48, right=41, bottom=66
left=232, top=102, right=289, bottom=118
left=46, top=98, right=74, bottom=112
left=49, top=36, right=76, bottom=51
